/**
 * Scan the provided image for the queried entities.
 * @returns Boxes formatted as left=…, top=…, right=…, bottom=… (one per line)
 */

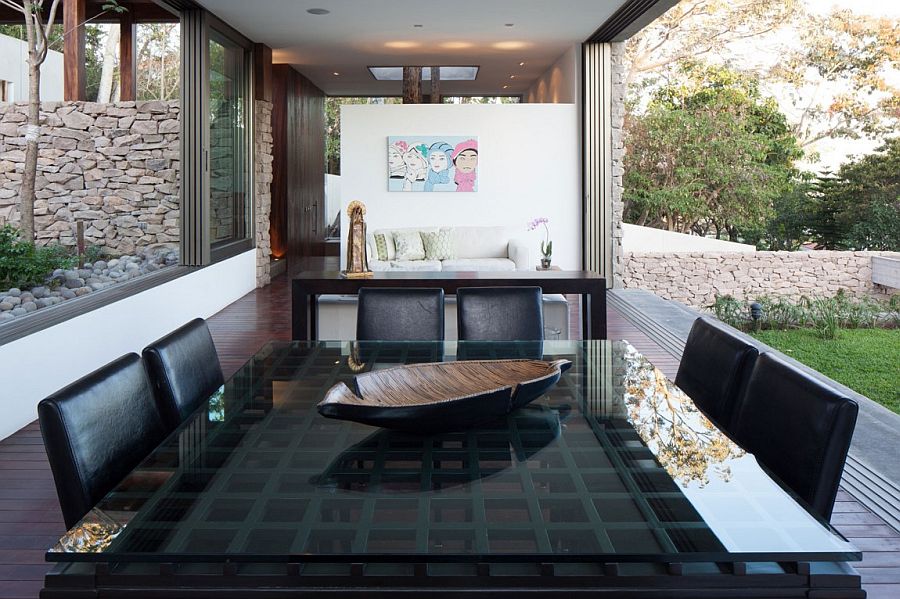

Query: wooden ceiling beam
left=0, top=1, right=177, bottom=25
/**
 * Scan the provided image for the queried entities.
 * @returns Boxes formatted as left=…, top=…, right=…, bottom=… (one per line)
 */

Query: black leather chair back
left=357, top=288, right=445, bottom=341
left=143, top=318, right=225, bottom=431
left=457, top=286, right=544, bottom=341
left=38, top=354, right=167, bottom=529
left=675, top=317, right=759, bottom=431
left=731, top=353, right=858, bottom=521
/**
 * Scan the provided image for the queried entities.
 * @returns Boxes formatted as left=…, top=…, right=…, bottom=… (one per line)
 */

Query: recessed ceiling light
left=307, top=8, right=329, bottom=15
left=440, top=41, right=473, bottom=49
left=509, top=75, right=516, bottom=79
left=333, top=72, right=340, bottom=76
left=492, top=41, right=529, bottom=50
left=519, top=61, right=525, bottom=67
left=503, top=85, right=509, bottom=89
left=384, top=41, right=421, bottom=49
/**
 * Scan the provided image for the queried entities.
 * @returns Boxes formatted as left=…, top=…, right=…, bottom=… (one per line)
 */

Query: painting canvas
left=388, top=136, right=478, bottom=192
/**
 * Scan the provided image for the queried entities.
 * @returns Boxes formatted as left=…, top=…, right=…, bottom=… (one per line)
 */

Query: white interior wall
left=0, top=33, right=63, bottom=101
left=0, top=250, right=256, bottom=441
left=525, top=45, right=580, bottom=104
left=340, top=104, right=581, bottom=269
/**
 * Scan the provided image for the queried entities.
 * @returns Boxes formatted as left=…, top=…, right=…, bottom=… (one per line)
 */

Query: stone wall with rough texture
left=609, top=42, right=626, bottom=287
left=0, top=100, right=179, bottom=255
left=623, top=251, right=900, bottom=307
left=254, top=100, right=273, bottom=288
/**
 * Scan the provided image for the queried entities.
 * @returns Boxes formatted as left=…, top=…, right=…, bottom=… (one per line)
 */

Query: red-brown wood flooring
left=0, top=274, right=897, bottom=598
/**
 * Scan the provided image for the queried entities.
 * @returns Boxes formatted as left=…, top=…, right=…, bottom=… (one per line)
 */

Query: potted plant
left=528, top=217, right=553, bottom=269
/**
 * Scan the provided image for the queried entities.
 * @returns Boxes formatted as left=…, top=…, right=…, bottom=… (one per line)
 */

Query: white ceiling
left=195, top=0, right=628, bottom=96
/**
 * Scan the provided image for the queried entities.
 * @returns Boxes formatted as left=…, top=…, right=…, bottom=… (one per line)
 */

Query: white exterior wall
left=0, top=250, right=257, bottom=441
left=340, top=104, right=582, bottom=269
left=622, top=223, right=757, bottom=253
left=0, top=33, right=64, bottom=102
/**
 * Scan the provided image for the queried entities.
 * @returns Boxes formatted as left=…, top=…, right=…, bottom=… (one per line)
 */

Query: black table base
left=43, top=560, right=864, bottom=598
left=291, top=270, right=608, bottom=341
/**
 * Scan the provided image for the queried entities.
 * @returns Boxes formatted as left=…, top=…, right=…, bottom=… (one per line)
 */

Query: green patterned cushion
left=374, top=233, right=389, bottom=261
left=422, top=229, right=456, bottom=261
left=393, top=231, right=426, bottom=261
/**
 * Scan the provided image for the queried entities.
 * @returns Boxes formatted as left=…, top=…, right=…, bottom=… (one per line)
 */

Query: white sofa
left=319, top=225, right=569, bottom=340
left=366, top=226, right=531, bottom=271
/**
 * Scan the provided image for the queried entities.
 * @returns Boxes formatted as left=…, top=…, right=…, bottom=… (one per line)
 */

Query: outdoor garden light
left=750, top=302, right=763, bottom=321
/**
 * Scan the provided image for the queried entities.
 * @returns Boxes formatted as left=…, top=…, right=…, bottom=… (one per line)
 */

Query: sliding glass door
left=208, top=26, right=251, bottom=255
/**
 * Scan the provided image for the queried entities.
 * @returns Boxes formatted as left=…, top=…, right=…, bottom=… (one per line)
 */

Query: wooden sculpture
left=342, top=200, right=373, bottom=279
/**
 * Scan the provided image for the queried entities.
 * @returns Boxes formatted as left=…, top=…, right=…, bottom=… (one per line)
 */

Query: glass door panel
left=208, top=31, right=249, bottom=248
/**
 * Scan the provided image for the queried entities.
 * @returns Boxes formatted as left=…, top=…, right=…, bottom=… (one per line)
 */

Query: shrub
left=84, top=244, right=105, bottom=264
left=0, top=225, right=76, bottom=290
left=709, top=295, right=746, bottom=329
left=810, top=297, right=842, bottom=340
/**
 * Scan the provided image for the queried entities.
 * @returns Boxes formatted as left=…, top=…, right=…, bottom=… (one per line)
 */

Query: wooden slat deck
left=0, top=275, right=897, bottom=598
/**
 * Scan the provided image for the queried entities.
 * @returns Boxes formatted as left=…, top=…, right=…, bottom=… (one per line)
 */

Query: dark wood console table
left=291, top=270, right=607, bottom=341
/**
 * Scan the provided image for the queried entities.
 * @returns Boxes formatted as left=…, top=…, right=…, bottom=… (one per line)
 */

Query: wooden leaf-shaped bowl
left=318, top=358, right=572, bottom=432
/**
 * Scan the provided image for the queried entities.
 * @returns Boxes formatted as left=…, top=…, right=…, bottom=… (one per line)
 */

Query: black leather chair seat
left=39, top=354, right=168, bottom=529
left=457, top=286, right=544, bottom=341
left=675, top=317, right=759, bottom=432
left=731, top=353, right=858, bottom=521
left=357, top=288, right=445, bottom=341
left=143, top=318, right=225, bottom=431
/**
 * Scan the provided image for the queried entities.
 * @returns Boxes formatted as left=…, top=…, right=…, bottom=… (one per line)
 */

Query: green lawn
left=751, top=328, right=900, bottom=415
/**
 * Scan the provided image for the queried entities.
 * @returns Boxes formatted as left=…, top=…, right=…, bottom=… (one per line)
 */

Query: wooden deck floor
left=0, top=275, right=897, bottom=598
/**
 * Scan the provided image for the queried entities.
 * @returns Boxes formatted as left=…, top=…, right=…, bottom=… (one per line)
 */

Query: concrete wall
left=623, top=251, right=900, bottom=307
left=0, top=34, right=64, bottom=102
left=340, top=103, right=582, bottom=269
left=0, top=249, right=257, bottom=441
left=0, top=100, right=180, bottom=254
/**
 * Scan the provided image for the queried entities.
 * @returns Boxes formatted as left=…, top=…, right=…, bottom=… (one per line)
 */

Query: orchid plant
left=527, top=217, right=552, bottom=259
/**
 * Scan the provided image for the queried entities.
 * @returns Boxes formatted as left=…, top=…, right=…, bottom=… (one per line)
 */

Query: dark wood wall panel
left=270, top=65, right=326, bottom=272
left=270, top=65, right=289, bottom=259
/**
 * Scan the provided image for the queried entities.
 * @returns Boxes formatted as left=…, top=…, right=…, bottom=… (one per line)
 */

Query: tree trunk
left=96, top=24, right=120, bottom=103
left=21, top=60, right=41, bottom=241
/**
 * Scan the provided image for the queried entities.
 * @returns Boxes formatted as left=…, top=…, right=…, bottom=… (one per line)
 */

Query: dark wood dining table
left=291, top=270, right=608, bottom=341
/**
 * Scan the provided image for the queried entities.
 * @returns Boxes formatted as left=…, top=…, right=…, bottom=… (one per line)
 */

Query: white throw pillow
left=393, top=231, right=426, bottom=261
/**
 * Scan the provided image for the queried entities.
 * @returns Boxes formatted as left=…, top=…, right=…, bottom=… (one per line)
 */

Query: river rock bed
left=0, top=249, right=179, bottom=322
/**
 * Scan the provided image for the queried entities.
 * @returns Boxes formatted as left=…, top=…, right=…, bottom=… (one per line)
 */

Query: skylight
left=368, top=66, right=479, bottom=81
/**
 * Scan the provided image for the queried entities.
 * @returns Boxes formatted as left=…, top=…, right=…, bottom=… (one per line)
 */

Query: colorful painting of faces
left=388, top=136, right=479, bottom=192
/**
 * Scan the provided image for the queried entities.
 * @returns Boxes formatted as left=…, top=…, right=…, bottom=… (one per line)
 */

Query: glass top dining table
left=47, top=340, right=859, bottom=565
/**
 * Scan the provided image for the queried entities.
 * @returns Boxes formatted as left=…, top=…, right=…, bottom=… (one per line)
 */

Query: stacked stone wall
left=623, top=251, right=900, bottom=307
left=0, top=100, right=180, bottom=255
left=254, top=100, right=273, bottom=288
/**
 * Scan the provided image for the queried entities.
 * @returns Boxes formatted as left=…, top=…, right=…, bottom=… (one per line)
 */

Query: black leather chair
left=356, top=288, right=445, bottom=341
left=38, top=354, right=168, bottom=529
left=457, top=286, right=544, bottom=341
left=731, top=353, right=858, bottom=521
left=143, top=318, right=225, bottom=431
left=675, top=317, right=759, bottom=431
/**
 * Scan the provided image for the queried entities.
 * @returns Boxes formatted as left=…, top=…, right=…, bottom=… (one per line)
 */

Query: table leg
left=310, top=294, right=318, bottom=341
left=291, top=283, right=310, bottom=341
left=588, top=282, right=607, bottom=340
left=581, top=292, right=590, bottom=341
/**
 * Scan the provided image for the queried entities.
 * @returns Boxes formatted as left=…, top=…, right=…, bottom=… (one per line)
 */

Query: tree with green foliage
left=623, top=64, right=802, bottom=241
left=812, top=139, right=900, bottom=251
left=0, top=0, right=124, bottom=242
left=325, top=97, right=401, bottom=175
